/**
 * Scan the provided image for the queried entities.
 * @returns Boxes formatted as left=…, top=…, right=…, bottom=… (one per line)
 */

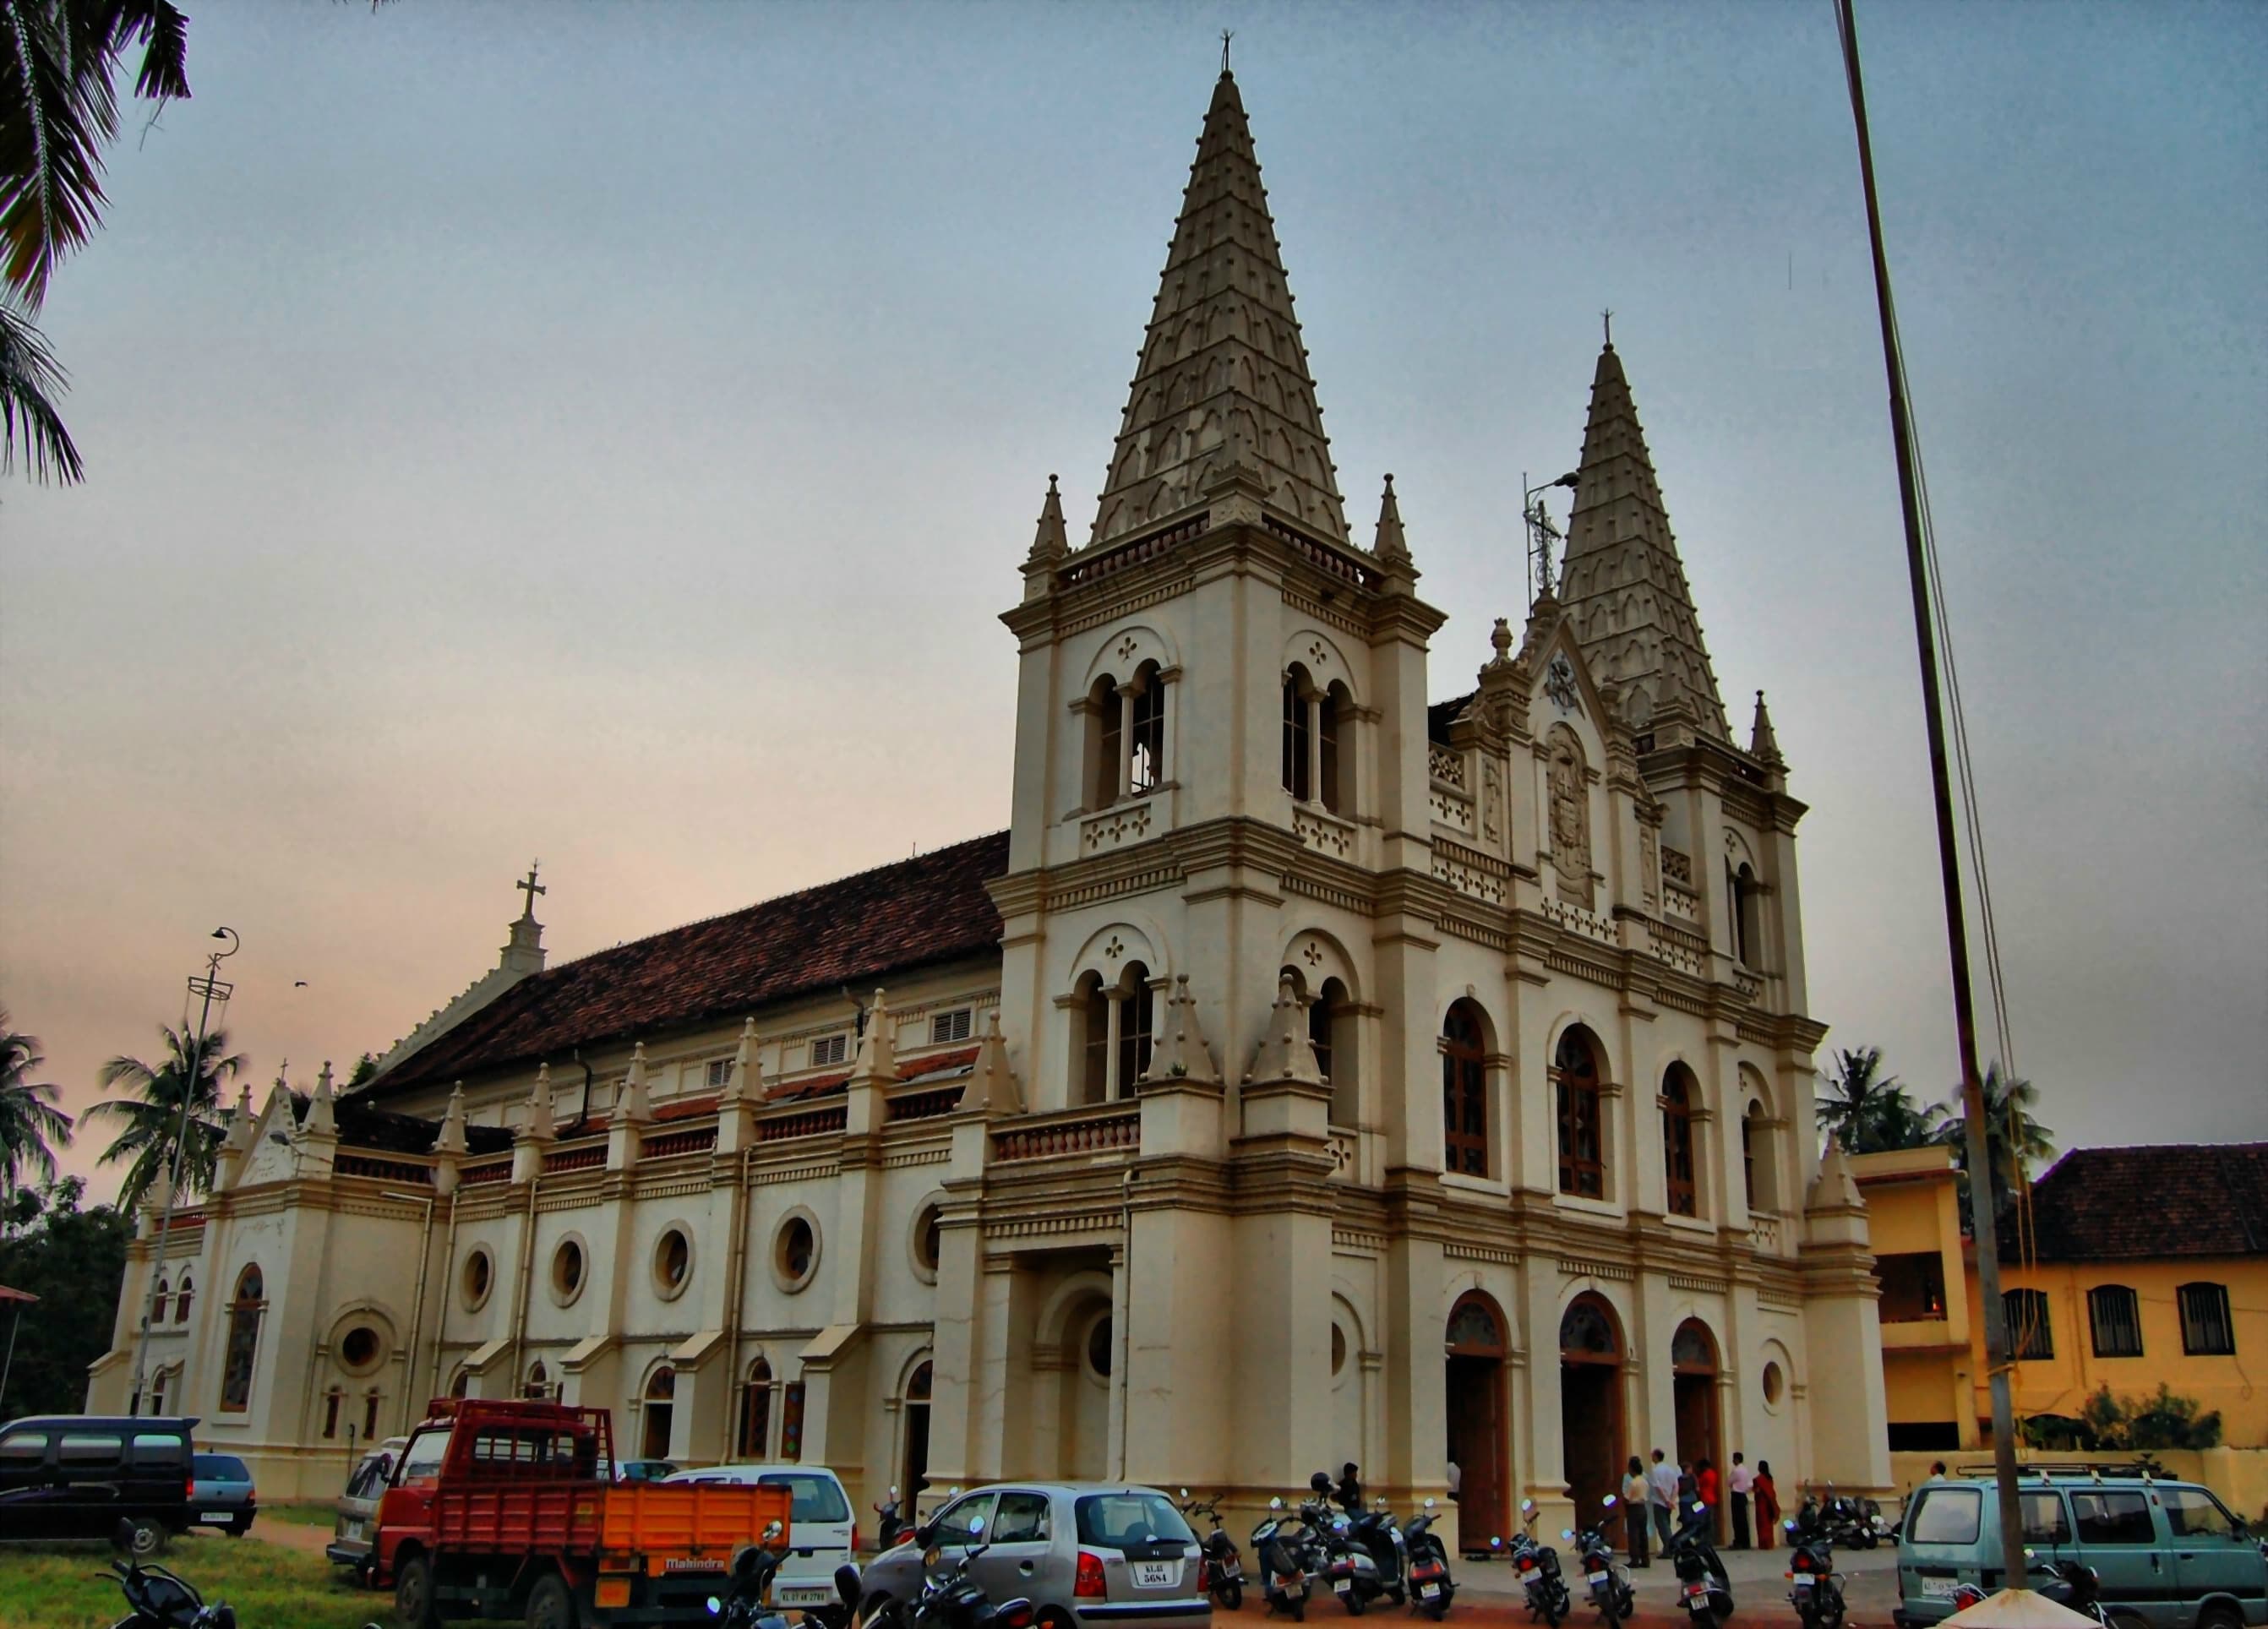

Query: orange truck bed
left=428, top=1479, right=791, bottom=1569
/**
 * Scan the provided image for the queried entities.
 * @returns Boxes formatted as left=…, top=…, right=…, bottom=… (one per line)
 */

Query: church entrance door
left=1445, top=1293, right=1509, bottom=1555
left=1558, top=1295, right=1625, bottom=1533
left=1671, top=1321, right=1721, bottom=1536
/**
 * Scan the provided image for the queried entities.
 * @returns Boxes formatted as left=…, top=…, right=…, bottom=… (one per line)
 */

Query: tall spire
left=1372, top=474, right=1409, bottom=563
left=1088, top=68, right=1349, bottom=550
left=1556, top=337, right=1730, bottom=739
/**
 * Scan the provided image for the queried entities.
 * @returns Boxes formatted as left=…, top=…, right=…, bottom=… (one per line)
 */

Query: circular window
left=1331, top=1323, right=1349, bottom=1377
left=773, top=1214, right=819, bottom=1292
left=461, top=1248, right=494, bottom=1311
left=653, top=1228, right=693, bottom=1299
left=340, top=1326, right=384, bottom=1373
left=1762, top=1359, right=1786, bottom=1411
left=910, top=1201, right=943, bottom=1280
left=1085, top=1313, right=1115, bottom=1380
left=552, top=1238, right=586, bottom=1305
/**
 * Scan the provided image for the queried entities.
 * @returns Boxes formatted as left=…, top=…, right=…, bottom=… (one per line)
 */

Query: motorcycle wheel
left=1217, top=1583, right=1244, bottom=1613
left=1292, top=1597, right=1306, bottom=1621
left=1688, top=1615, right=1715, bottom=1629
left=1344, top=1591, right=1366, bottom=1615
left=1425, top=1601, right=1447, bottom=1623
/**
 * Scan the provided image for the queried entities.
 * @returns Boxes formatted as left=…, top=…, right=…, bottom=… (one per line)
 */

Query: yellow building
left=1853, top=1142, right=2268, bottom=1512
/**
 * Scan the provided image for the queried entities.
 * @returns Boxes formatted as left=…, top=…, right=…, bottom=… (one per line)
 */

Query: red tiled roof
left=369, top=832, right=1010, bottom=1097
left=2007, top=1143, right=2268, bottom=1262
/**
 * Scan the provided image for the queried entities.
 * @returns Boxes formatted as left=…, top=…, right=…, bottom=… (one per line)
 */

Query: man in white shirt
left=1728, top=1453, right=1755, bottom=1549
left=1646, top=1448, right=1679, bottom=1550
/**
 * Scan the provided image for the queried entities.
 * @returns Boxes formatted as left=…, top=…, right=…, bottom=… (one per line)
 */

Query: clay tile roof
left=1428, top=690, right=1475, bottom=745
left=368, top=831, right=1009, bottom=1098
left=2005, top=1143, right=2268, bottom=1262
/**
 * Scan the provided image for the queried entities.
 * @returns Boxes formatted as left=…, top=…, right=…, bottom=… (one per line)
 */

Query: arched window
left=1308, top=976, right=1356, bottom=1128
left=525, top=1360, right=551, bottom=1401
left=1116, top=962, right=1154, bottom=1096
left=1661, top=1066, right=1699, bottom=1218
left=2004, top=1288, right=2053, bottom=1360
left=1559, top=1295, right=1621, bottom=1362
left=1089, top=662, right=1169, bottom=808
left=151, top=1277, right=170, bottom=1327
left=363, top=1389, right=382, bottom=1441
left=2088, top=1285, right=2143, bottom=1358
left=1128, top=666, right=1164, bottom=794
left=1073, top=962, right=1154, bottom=1104
left=1554, top=1029, right=1606, bottom=1199
left=1077, top=972, right=1110, bottom=1105
left=1731, top=864, right=1762, bottom=968
left=1282, top=673, right=1312, bottom=800
left=174, top=1272, right=193, bottom=1324
left=1741, top=1107, right=1760, bottom=1211
left=448, top=1367, right=471, bottom=1400
left=1441, top=1000, right=1489, bottom=1177
left=148, top=1365, right=172, bottom=1418
left=1317, top=684, right=1349, bottom=813
left=220, top=1266, right=265, bottom=1413
left=1091, top=676, right=1122, bottom=808
left=738, top=1358, right=775, bottom=1457
left=641, top=1365, right=676, bottom=1461
left=322, top=1387, right=343, bottom=1439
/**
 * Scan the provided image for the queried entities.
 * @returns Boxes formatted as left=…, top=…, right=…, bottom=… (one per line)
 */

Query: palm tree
left=86, top=1022, right=244, bottom=1211
left=1933, top=1062, right=2054, bottom=1212
left=1814, top=1046, right=1937, bottom=1154
left=1, top=0, right=192, bottom=483
left=0, top=1010, right=73, bottom=1200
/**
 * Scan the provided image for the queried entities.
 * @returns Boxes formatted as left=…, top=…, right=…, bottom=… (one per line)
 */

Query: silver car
left=860, top=1484, right=1210, bottom=1629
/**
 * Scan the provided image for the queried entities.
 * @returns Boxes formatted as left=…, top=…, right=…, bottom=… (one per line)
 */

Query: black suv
left=0, top=1414, right=198, bottom=1555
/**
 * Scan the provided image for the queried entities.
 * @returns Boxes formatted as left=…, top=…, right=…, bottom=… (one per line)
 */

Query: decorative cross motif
left=1300, top=941, right=1323, bottom=967
left=1117, top=635, right=1138, bottom=662
left=1307, top=639, right=1328, bottom=666
left=1104, top=934, right=1125, bottom=961
left=516, top=862, right=546, bottom=917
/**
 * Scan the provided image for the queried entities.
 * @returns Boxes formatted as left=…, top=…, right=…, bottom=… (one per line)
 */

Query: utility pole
left=1835, top=0, right=2025, bottom=1573
left=128, top=928, right=238, bottom=1414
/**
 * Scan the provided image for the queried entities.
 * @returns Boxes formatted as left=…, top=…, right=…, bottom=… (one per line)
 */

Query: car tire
left=2107, top=1614, right=2148, bottom=1629
left=525, top=1571, right=581, bottom=1629
left=396, top=1550, right=440, bottom=1629
left=119, top=1516, right=167, bottom=1558
left=2195, top=1609, right=2241, bottom=1629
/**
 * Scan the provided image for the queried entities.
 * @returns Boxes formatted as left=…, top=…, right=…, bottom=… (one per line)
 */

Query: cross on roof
left=1602, top=308, right=1614, bottom=346
left=516, top=862, right=546, bottom=918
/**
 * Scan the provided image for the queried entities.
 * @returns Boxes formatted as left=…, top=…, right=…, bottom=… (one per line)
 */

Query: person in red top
left=1696, top=1458, right=1721, bottom=1538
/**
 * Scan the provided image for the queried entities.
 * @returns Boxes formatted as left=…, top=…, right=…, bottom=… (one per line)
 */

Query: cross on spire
left=1220, top=29, right=1233, bottom=73
left=515, top=862, right=546, bottom=918
left=1601, top=308, right=1614, bottom=347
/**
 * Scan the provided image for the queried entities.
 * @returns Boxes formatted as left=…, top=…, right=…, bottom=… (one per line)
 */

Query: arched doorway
left=641, top=1365, right=676, bottom=1461
left=1671, top=1320, right=1722, bottom=1535
left=1558, top=1294, right=1625, bottom=1528
left=1445, top=1292, right=1509, bottom=1555
left=902, top=1360, right=933, bottom=1498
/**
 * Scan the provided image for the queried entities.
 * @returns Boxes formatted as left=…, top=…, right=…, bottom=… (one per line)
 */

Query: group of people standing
left=1618, top=1449, right=1779, bottom=1565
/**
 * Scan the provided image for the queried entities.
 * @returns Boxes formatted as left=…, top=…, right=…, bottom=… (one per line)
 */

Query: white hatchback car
left=663, top=1463, right=859, bottom=1609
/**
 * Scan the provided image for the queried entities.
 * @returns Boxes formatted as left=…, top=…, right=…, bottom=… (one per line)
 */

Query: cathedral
left=91, top=67, right=1890, bottom=1541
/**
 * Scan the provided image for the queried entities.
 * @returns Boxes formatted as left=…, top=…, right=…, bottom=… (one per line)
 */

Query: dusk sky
left=3, top=0, right=2262, bottom=1203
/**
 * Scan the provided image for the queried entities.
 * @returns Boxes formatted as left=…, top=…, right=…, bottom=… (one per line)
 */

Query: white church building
left=92, top=67, right=1890, bottom=1542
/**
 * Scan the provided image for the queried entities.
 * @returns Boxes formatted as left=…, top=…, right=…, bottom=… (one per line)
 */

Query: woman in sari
left=1753, top=1460, right=1780, bottom=1550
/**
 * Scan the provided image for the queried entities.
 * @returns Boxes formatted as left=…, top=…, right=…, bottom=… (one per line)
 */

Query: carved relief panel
left=1546, top=727, right=1595, bottom=909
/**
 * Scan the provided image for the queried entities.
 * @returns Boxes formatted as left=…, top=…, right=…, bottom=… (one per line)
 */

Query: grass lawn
left=0, top=1531, right=444, bottom=1629
left=263, top=1499, right=349, bottom=1528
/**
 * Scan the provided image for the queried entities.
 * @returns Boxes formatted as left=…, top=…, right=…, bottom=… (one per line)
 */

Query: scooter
left=1180, top=1490, right=1248, bottom=1611
left=875, top=1486, right=908, bottom=1551
left=101, top=1523, right=239, bottom=1629
left=864, top=1517, right=1037, bottom=1629
left=1404, top=1498, right=1457, bottom=1621
left=1665, top=1496, right=1735, bottom=1629
left=1512, top=1500, right=1571, bottom=1627
left=1350, top=1502, right=1409, bottom=1606
left=705, top=1522, right=864, bottom=1629
left=1564, top=1497, right=1637, bottom=1629
left=1784, top=1509, right=1845, bottom=1629
left=1255, top=1496, right=1317, bottom=1621
left=1321, top=1507, right=1391, bottom=1615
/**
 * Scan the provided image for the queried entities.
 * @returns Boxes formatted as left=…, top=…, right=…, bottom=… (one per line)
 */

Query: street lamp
left=128, top=927, right=238, bottom=1414
left=1524, top=471, right=1579, bottom=603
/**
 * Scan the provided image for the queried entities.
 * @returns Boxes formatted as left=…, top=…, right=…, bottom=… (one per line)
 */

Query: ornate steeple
left=1088, top=68, right=1349, bottom=550
left=1372, top=474, right=1409, bottom=564
left=1028, top=474, right=1068, bottom=564
left=1557, top=336, right=1730, bottom=739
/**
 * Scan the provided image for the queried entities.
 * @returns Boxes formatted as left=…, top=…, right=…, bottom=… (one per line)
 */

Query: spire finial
left=1750, top=688, right=1783, bottom=764
left=1372, top=473, right=1409, bottom=563
left=515, top=860, right=546, bottom=920
left=1220, top=29, right=1233, bottom=74
left=1601, top=308, right=1614, bottom=348
left=1028, top=472, right=1069, bottom=565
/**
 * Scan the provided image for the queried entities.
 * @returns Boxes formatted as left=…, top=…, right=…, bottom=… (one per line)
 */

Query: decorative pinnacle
left=1028, top=473, right=1068, bottom=564
left=1750, top=689, right=1783, bottom=764
left=1372, top=473, right=1409, bottom=563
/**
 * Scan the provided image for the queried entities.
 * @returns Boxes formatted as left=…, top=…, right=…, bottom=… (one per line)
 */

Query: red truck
left=372, top=1397, right=792, bottom=1628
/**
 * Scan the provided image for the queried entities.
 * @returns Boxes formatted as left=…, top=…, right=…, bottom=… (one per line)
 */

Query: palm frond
left=0, top=0, right=113, bottom=307
left=0, top=291, right=82, bottom=482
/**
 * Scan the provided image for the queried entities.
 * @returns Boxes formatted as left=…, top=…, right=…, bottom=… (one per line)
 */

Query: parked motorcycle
left=1321, top=1507, right=1391, bottom=1615
left=861, top=1518, right=1036, bottom=1629
left=1404, top=1498, right=1457, bottom=1621
left=1665, top=1496, right=1735, bottom=1629
left=102, top=1524, right=238, bottom=1629
left=875, top=1487, right=908, bottom=1551
left=1564, top=1497, right=1637, bottom=1629
left=1784, top=1509, right=1845, bottom=1629
left=1512, top=1500, right=1571, bottom=1627
left=1180, top=1490, right=1247, bottom=1611
left=1255, top=1496, right=1317, bottom=1621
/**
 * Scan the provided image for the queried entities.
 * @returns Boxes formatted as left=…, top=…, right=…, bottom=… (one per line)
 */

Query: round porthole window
left=1762, top=1359, right=1786, bottom=1412
left=340, top=1326, right=384, bottom=1374
left=910, top=1201, right=943, bottom=1281
left=551, top=1238, right=586, bottom=1305
left=653, top=1227, right=693, bottom=1299
left=1085, top=1313, right=1115, bottom=1381
left=1331, top=1323, right=1349, bottom=1377
left=773, top=1214, right=819, bottom=1292
left=461, top=1248, right=494, bottom=1311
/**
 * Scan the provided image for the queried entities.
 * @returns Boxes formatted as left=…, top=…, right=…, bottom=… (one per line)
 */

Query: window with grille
left=810, top=1035, right=848, bottom=1068
left=1441, top=1001, right=1489, bottom=1177
left=2178, top=1282, right=2234, bottom=1356
left=705, top=1058, right=733, bottom=1091
left=2004, top=1288, right=2053, bottom=1360
left=1661, top=1068, right=1699, bottom=1218
left=1554, top=1028, right=1606, bottom=1198
left=2087, top=1285, right=2143, bottom=1358
left=930, top=1008, right=973, bottom=1045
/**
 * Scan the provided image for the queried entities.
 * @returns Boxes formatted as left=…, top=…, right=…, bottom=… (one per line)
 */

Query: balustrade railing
left=335, top=1153, right=432, bottom=1185
left=991, top=1103, right=1140, bottom=1163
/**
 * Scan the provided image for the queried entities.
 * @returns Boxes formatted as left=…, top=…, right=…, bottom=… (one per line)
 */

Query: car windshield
left=194, top=1454, right=250, bottom=1480
left=1905, top=1488, right=1982, bottom=1546
left=759, top=1473, right=851, bottom=1523
left=1076, top=1492, right=1195, bottom=1550
left=395, top=1430, right=449, bottom=1485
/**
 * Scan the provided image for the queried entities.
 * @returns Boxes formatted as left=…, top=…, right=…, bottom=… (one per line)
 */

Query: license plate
left=1134, top=1561, right=1179, bottom=1588
left=777, top=1587, right=831, bottom=1605
left=1420, top=1585, right=1442, bottom=1600
left=201, top=1511, right=232, bottom=1523
left=1335, top=1579, right=1354, bottom=1595
left=1588, top=1571, right=1610, bottom=1585
left=1922, top=1580, right=1959, bottom=1599
left=1793, top=1577, right=1814, bottom=1591
left=1685, top=1584, right=1708, bottom=1599
left=340, top=1521, right=363, bottom=1541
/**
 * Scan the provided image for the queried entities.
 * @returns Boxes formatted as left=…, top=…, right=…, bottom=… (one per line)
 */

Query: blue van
left=1894, top=1474, right=2265, bottom=1629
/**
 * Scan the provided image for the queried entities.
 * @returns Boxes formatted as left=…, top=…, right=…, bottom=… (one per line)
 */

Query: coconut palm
left=1933, top=1062, right=2053, bottom=1210
left=0, top=1010, right=73, bottom=1200
left=1, top=0, right=192, bottom=483
left=1814, top=1045, right=1937, bottom=1154
left=86, top=1022, right=244, bottom=1211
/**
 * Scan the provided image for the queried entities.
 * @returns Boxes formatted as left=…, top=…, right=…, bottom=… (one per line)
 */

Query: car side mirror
left=914, top=1523, right=935, bottom=1550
